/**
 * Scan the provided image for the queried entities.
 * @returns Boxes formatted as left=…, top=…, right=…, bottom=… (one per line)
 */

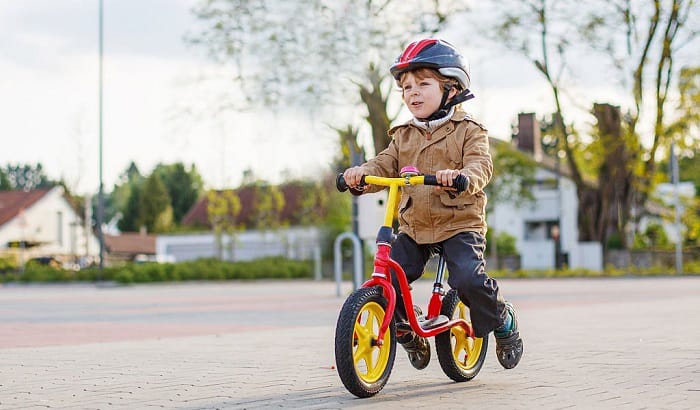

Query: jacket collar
left=389, top=108, right=469, bottom=137
left=412, top=107, right=455, bottom=132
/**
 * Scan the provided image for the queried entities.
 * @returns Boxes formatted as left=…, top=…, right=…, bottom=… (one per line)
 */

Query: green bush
left=0, top=257, right=17, bottom=273
left=2, top=255, right=697, bottom=284
left=485, top=231, right=518, bottom=256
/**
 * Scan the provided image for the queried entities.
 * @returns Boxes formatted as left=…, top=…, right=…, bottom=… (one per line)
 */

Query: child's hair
left=398, top=68, right=462, bottom=92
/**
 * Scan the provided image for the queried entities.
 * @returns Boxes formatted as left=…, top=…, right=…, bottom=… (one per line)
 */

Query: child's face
left=400, top=71, right=455, bottom=120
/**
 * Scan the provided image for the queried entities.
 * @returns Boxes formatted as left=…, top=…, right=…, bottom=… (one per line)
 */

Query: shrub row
left=1, top=257, right=697, bottom=284
left=0, top=257, right=313, bottom=284
left=488, top=260, right=700, bottom=278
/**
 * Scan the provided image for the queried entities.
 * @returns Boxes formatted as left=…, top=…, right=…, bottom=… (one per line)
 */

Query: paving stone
left=0, top=278, right=698, bottom=408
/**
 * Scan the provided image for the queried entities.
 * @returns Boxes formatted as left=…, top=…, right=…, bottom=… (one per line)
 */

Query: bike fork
left=426, top=255, right=447, bottom=319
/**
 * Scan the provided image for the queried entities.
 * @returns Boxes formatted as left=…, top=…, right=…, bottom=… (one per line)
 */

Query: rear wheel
left=334, top=286, right=396, bottom=397
left=435, top=289, right=488, bottom=382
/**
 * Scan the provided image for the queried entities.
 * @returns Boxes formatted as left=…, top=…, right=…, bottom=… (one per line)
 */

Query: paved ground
left=0, top=277, right=699, bottom=409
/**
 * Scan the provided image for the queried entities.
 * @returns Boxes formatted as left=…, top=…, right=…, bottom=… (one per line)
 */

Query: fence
left=606, top=249, right=700, bottom=269
left=156, top=227, right=322, bottom=263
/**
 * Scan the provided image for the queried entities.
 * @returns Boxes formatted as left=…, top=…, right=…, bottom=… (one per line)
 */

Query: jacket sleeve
left=460, top=123, right=493, bottom=195
left=356, top=137, right=400, bottom=194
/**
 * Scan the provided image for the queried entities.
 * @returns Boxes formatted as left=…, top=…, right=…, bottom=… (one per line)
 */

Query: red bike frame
left=354, top=174, right=475, bottom=346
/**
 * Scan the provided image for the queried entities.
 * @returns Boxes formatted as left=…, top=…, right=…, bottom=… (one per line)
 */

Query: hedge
left=0, top=257, right=313, bottom=284
left=1, top=257, right=697, bottom=284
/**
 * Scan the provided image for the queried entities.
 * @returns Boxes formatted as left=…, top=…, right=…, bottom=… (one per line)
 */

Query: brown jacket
left=359, top=109, right=493, bottom=243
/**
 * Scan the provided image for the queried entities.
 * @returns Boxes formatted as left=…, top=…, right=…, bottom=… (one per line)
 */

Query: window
left=524, top=220, right=559, bottom=241
left=522, top=178, right=559, bottom=191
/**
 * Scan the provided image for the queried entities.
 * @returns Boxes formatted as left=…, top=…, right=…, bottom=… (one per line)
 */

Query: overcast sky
left=0, top=0, right=645, bottom=195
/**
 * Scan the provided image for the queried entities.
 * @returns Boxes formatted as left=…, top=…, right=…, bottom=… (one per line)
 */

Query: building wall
left=490, top=167, right=602, bottom=271
left=156, top=227, right=322, bottom=263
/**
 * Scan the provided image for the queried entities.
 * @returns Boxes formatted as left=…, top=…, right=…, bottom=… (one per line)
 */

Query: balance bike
left=334, top=167, right=488, bottom=398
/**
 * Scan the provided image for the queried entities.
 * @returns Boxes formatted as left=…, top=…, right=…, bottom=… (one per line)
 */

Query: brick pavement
left=0, top=277, right=699, bottom=409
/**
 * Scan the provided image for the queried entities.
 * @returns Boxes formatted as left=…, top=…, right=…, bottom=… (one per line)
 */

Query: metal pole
left=97, top=0, right=105, bottom=272
left=671, top=142, right=683, bottom=275
left=333, top=232, right=363, bottom=297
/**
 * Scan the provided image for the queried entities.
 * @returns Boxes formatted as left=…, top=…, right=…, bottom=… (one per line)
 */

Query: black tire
left=435, top=289, right=488, bottom=382
left=335, top=286, right=397, bottom=398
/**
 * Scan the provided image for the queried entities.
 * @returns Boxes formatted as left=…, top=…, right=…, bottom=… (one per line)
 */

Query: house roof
left=0, top=189, right=52, bottom=228
left=104, top=233, right=156, bottom=255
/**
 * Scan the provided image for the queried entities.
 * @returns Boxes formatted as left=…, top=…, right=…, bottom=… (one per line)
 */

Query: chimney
left=514, top=113, right=542, bottom=161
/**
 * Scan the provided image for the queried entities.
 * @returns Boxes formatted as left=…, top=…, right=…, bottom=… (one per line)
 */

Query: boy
left=343, top=39, right=523, bottom=370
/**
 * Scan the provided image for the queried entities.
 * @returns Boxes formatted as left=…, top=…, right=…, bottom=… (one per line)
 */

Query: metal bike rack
left=333, top=232, right=363, bottom=297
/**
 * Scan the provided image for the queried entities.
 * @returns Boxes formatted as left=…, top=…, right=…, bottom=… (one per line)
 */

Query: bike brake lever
left=336, top=173, right=365, bottom=196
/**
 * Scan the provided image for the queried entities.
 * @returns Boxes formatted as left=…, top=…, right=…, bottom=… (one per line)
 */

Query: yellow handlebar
left=363, top=176, right=427, bottom=227
left=336, top=173, right=467, bottom=228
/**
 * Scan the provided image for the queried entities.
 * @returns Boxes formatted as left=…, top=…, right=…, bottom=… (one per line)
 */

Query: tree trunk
left=585, top=103, right=635, bottom=249
left=359, top=63, right=393, bottom=156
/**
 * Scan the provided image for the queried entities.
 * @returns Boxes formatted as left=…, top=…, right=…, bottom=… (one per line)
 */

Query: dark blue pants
left=390, top=231, right=506, bottom=338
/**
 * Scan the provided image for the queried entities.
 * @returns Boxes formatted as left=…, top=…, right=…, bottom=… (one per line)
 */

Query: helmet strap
left=424, top=87, right=475, bottom=122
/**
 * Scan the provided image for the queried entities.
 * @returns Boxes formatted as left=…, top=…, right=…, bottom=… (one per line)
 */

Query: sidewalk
left=1, top=277, right=699, bottom=409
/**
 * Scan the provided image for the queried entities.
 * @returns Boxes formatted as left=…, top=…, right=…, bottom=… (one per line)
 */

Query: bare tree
left=487, top=0, right=698, bottom=248
left=187, top=0, right=469, bottom=156
left=581, top=0, right=698, bottom=206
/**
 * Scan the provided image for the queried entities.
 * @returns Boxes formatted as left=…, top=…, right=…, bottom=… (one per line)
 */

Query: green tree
left=669, top=67, right=700, bottom=144
left=321, top=173, right=352, bottom=257
left=485, top=140, right=537, bottom=262
left=137, top=173, right=173, bottom=233
left=281, top=180, right=329, bottom=226
left=111, top=162, right=144, bottom=232
left=207, top=189, right=242, bottom=260
left=0, top=168, right=10, bottom=190
left=118, top=182, right=143, bottom=232
left=246, top=182, right=285, bottom=231
left=681, top=197, right=700, bottom=247
left=671, top=67, right=700, bottom=193
left=580, top=0, right=697, bottom=225
left=109, top=162, right=144, bottom=229
left=486, top=140, right=537, bottom=214
left=152, top=162, right=204, bottom=224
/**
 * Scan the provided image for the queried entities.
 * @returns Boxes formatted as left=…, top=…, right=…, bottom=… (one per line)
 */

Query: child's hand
left=343, top=167, right=366, bottom=190
left=435, top=169, right=463, bottom=191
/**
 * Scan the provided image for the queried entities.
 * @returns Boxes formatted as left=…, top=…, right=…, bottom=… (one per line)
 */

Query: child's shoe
left=396, top=331, right=431, bottom=370
left=395, top=304, right=424, bottom=333
left=494, top=302, right=523, bottom=369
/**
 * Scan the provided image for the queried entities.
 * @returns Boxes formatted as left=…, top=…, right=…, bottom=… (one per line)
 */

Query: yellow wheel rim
left=450, top=302, right=484, bottom=370
left=352, top=301, right=391, bottom=384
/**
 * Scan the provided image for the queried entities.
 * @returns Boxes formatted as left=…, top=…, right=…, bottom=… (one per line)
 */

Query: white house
left=489, top=162, right=602, bottom=271
left=356, top=112, right=603, bottom=271
left=0, top=186, right=99, bottom=267
left=490, top=113, right=602, bottom=270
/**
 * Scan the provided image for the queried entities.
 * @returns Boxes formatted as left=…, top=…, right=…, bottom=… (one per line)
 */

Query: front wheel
left=334, top=286, right=396, bottom=398
left=435, top=289, right=488, bottom=382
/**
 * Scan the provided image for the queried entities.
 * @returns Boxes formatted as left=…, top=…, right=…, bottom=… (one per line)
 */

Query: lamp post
left=97, top=0, right=105, bottom=271
left=671, top=142, right=683, bottom=275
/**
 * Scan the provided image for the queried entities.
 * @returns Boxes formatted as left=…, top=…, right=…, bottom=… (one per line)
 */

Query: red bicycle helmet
left=390, top=39, right=470, bottom=90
